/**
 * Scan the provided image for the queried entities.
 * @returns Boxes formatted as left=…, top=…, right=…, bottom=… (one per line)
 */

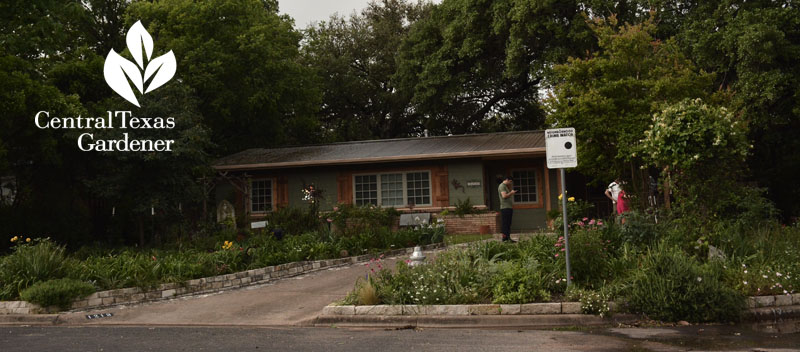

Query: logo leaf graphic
left=104, top=20, right=176, bottom=107
left=143, top=51, right=176, bottom=94
left=104, top=49, right=144, bottom=107
left=126, top=20, right=153, bottom=69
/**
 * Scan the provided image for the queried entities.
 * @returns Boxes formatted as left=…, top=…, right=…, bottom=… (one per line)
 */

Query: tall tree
left=545, top=16, right=715, bottom=193
left=303, top=0, right=431, bottom=141
left=395, top=0, right=597, bottom=134
left=677, top=0, right=800, bottom=220
left=127, top=0, right=322, bottom=154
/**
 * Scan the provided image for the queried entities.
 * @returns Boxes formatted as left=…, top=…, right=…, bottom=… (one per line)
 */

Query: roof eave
left=212, top=148, right=547, bottom=171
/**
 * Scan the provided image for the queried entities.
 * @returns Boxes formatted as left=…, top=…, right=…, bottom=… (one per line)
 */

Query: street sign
left=545, top=128, right=578, bottom=169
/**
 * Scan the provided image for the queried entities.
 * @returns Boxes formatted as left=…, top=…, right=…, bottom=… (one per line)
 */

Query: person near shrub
left=498, top=176, right=517, bottom=242
left=616, top=185, right=631, bottom=224
left=605, top=177, right=622, bottom=213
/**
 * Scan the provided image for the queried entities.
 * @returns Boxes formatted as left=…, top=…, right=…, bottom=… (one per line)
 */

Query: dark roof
left=213, top=131, right=546, bottom=170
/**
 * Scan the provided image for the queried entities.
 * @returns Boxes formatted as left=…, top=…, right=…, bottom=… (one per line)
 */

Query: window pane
left=250, top=179, right=272, bottom=212
left=381, top=173, right=403, bottom=206
left=406, top=172, right=431, bottom=205
left=512, top=170, right=537, bottom=203
left=355, top=175, right=378, bottom=206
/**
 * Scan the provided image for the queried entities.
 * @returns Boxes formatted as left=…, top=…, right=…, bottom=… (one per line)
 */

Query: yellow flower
left=11, top=236, right=19, bottom=242
left=568, top=197, right=575, bottom=202
left=26, top=238, right=31, bottom=243
left=558, top=194, right=563, bottom=200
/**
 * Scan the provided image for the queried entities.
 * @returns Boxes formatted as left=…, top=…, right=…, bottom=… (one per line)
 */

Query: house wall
left=286, top=170, right=339, bottom=211
left=219, top=157, right=554, bottom=231
left=485, top=158, right=550, bottom=232
left=446, top=159, right=485, bottom=206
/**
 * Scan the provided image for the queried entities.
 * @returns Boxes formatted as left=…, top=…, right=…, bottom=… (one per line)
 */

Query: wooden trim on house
left=337, top=172, right=353, bottom=205
left=432, top=165, right=449, bottom=207
left=276, top=176, right=288, bottom=208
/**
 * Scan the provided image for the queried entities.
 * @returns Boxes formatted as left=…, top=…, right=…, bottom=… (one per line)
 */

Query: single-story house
left=212, top=131, right=563, bottom=232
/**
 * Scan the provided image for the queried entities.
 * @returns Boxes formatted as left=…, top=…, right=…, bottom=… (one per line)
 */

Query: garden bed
left=338, top=214, right=800, bottom=323
left=0, top=243, right=445, bottom=314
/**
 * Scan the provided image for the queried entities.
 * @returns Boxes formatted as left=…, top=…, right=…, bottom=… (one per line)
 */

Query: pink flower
left=327, top=218, right=333, bottom=223
left=589, top=219, right=596, bottom=225
left=555, top=254, right=559, bottom=257
left=598, top=221, right=604, bottom=226
left=583, top=217, right=589, bottom=221
left=577, top=221, right=585, bottom=227
left=561, top=248, right=565, bottom=252
left=333, top=206, right=339, bottom=211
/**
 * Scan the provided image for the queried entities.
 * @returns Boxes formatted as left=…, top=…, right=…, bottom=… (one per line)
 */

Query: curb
left=311, top=314, right=640, bottom=329
left=0, top=314, right=61, bottom=326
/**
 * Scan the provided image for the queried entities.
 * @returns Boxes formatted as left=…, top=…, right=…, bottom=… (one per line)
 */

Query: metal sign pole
left=561, top=168, right=572, bottom=286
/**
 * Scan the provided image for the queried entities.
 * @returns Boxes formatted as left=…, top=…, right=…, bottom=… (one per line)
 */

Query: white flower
left=697, top=277, right=702, bottom=282
left=776, top=272, right=782, bottom=277
left=743, top=281, right=748, bottom=285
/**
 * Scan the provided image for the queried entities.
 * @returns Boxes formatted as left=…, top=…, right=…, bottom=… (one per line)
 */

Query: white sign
left=545, top=128, right=578, bottom=169
left=250, top=221, right=267, bottom=229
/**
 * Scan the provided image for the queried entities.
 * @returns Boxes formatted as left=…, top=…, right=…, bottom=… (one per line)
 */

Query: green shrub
left=20, top=278, right=95, bottom=310
left=267, top=207, right=322, bottom=236
left=490, top=259, right=554, bottom=303
left=621, top=243, right=745, bottom=322
left=0, top=238, right=71, bottom=300
left=453, top=198, right=486, bottom=218
left=567, top=228, right=614, bottom=289
left=329, top=204, right=400, bottom=236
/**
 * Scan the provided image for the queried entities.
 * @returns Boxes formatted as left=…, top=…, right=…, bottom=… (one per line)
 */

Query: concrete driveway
left=58, top=256, right=401, bottom=326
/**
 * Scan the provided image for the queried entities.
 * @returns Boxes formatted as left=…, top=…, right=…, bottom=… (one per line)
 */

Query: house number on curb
left=85, top=313, right=113, bottom=320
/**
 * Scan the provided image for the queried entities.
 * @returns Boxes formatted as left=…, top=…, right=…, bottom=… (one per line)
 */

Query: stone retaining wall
left=0, top=243, right=445, bottom=315
left=0, top=301, right=48, bottom=315
left=323, top=293, right=800, bottom=316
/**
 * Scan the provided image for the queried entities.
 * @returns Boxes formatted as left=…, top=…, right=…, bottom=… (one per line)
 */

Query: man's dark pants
left=501, top=208, right=513, bottom=240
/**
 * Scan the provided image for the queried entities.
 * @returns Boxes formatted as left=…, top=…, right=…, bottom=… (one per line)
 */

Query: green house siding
left=446, top=160, right=485, bottom=206
left=510, top=208, right=548, bottom=231
left=287, top=170, right=339, bottom=211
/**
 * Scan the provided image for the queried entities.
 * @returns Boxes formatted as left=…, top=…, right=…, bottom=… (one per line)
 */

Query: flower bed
left=1, top=222, right=445, bottom=305
left=339, top=216, right=800, bottom=323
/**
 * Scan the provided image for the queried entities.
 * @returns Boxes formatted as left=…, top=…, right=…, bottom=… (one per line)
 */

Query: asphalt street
left=2, top=324, right=800, bottom=352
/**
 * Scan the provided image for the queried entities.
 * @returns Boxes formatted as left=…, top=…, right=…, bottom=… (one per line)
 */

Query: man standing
left=605, top=177, right=622, bottom=213
left=498, top=176, right=517, bottom=242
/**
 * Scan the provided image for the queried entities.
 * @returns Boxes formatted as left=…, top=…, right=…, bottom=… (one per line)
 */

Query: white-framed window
left=250, top=179, right=273, bottom=213
left=354, top=175, right=378, bottom=206
left=511, top=169, right=538, bottom=203
left=353, top=171, right=432, bottom=207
